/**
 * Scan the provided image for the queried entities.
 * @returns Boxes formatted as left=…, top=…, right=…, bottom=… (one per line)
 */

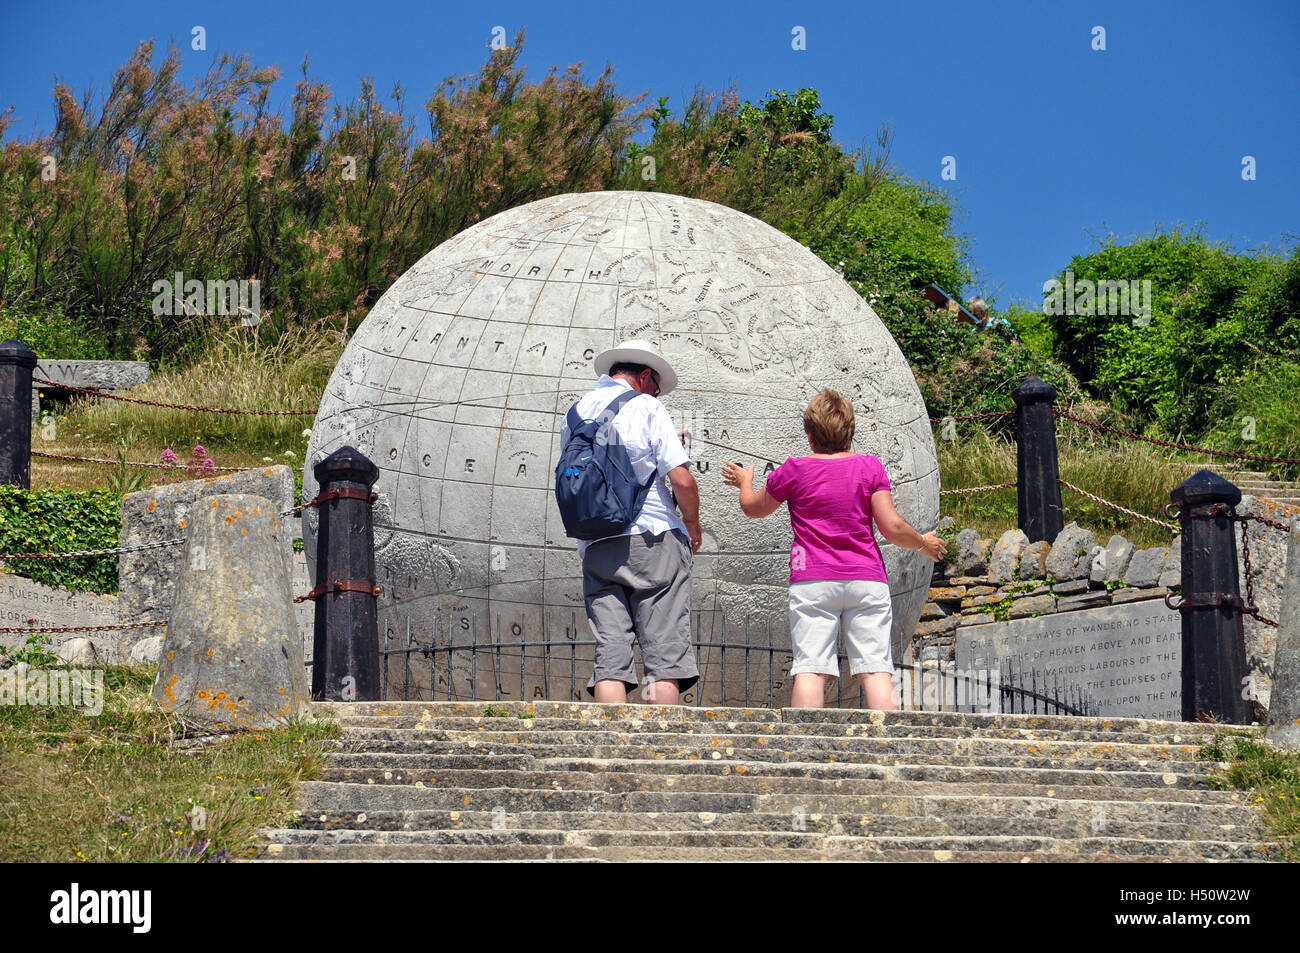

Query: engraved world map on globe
left=304, top=190, right=939, bottom=703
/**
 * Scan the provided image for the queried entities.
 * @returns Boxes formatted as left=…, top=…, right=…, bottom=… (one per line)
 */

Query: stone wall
left=913, top=500, right=1296, bottom=710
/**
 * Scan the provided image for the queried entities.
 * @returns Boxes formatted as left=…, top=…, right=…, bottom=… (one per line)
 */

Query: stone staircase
left=252, top=701, right=1281, bottom=862
left=1176, top=464, right=1300, bottom=507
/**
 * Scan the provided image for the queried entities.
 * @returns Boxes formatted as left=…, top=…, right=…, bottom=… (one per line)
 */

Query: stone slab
left=32, top=359, right=151, bottom=422
left=0, top=570, right=121, bottom=660
left=957, top=598, right=1183, bottom=720
left=118, top=468, right=295, bottom=647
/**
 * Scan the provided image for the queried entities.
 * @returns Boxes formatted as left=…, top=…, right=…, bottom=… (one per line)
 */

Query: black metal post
left=311, top=446, right=381, bottom=702
left=0, top=340, right=37, bottom=489
left=1012, top=376, right=1064, bottom=543
left=1171, top=471, right=1250, bottom=723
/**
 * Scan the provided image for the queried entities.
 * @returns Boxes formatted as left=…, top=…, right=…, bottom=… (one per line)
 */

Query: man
left=560, top=340, right=702, bottom=705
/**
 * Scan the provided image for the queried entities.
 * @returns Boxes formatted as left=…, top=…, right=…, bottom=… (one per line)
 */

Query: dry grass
left=53, top=319, right=340, bottom=467
left=0, top=665, right=338, bottom=862
left=938, top=425, right=1208, bottom=549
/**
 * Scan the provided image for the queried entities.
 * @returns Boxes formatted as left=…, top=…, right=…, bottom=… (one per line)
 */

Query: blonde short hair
left=803, top=389, right=855, bottom=453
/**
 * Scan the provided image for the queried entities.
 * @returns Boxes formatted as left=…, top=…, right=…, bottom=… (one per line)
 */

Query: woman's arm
left=722, top=462, right=783, bottom=518
left=871, top=489, right=946, bottom=561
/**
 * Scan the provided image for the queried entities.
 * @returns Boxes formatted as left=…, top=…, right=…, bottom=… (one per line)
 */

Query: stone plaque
left=956, top=595, right=1182, bottom=720
left=0, top=570, right=121, bottom=659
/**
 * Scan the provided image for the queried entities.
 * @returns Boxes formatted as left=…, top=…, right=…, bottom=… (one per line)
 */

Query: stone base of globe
left=305, top=190, right=939, bottom=704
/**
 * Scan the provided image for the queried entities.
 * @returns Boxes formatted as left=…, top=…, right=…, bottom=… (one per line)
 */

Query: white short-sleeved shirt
left=560, top=375, right=689, bottom=555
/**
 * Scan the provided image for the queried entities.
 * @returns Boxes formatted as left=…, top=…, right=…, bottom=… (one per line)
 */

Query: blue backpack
left=555, top=389, right=656, bottom=540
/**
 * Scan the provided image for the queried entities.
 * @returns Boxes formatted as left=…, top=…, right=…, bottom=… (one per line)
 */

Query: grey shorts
left=581, top=530, right=699, bottom=696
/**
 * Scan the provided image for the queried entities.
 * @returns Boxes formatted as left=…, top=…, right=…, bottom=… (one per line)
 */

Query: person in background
left=721, top=390, right=946, bottom=709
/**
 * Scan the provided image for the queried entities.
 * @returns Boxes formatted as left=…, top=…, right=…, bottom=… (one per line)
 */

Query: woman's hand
left=919, top=531, right=947, bottom=562
left=721, top=461, right=753, bottom=490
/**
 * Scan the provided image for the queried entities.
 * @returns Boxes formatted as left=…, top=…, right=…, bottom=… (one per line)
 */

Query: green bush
left=0, top=487, right=120, bottom=593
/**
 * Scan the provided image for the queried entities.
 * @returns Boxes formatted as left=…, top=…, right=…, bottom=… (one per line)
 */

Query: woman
left=721, top=390, right=946, bottom=709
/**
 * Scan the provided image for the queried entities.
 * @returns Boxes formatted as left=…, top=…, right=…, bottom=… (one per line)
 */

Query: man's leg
left=582, top=538, right=640, bottom=702
left=630, top=531, right=698, bottom=705
left=593, top=679, right=629, bottom=703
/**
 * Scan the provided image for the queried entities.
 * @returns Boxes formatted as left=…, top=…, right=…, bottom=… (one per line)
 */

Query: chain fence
left=34, top=378, right=316, bottom=416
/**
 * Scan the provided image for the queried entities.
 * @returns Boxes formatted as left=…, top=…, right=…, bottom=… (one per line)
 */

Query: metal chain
left=34, top=378, right=316, bottom=416
left=0, top=619, right=167, bottom=634
left=0, top=537, right=184, bottom=562
left=939, top=481, right=1017, bottom=496
left=1238, top=519, right=1280, bottom=628
left=1053, top=408, right=1300, bottom=465
left=1056, top=478, right=1180, bottom=532
left=1239, top=511, right=1292, bottom=535
left=928, top=410, right=1015, bottom=424
left=32, top=450, right=250, bottom=472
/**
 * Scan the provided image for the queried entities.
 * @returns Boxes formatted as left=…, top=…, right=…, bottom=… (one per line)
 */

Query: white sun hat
left=593, top=339, right=679, bottom=396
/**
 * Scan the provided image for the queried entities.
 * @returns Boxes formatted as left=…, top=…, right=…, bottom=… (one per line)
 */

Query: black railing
left=379, top=612, right=1097, bottom=715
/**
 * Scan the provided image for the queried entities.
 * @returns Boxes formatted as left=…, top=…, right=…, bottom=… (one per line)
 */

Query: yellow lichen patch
left=198, top=690, right=210, bottom=699
left=206, top=648, right=215, bottom=657
left=163, top=675, right=178, bottom=705
left=146, top=499, right=157, bottom=512
left=264, top=468, right=275, bottom=476
left=166, top=650, right=174, bottom=661
left=241, top=528, right=248, bottom=535
left=178, top=520, right=186, bottom=529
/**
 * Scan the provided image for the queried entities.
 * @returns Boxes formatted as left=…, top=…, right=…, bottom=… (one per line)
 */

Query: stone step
left=296, top=780, right=1250, bottom=814
left=333, top=722, right=1232, bottom=747
left=319, top=761, right=1222, bottom=791
left=292, top=784, right=1261, bottom=824
left=317, top=701, right=1229, bottom=741
left=287, top=808, right=1271, bottom=842
left=250, top=830, right=1275, bottom=861
left=250, top=845, right=1211, bottom=863
left=321, top=750, right=1222, bottom=777
left=323, top=734, right=1218, bottom=763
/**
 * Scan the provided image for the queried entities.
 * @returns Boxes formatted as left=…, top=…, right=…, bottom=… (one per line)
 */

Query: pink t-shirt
left=763, top=454, right=892, bottom=584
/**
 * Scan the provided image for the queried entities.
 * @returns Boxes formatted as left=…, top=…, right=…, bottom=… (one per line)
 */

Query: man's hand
left=683, top=518, right=703, bottom=554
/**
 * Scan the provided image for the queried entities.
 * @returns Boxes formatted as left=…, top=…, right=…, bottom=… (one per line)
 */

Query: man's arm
left=667, top=464, right=702, bottom=553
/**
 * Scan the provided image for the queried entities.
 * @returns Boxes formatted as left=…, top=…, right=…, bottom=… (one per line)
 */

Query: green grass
left=0, top=665, right=339, bottom=862
left=937, top=428, right=1197, bottom=549
left=58, top=318, right=339, bottom=463
left=1199, top=729, right=1300, bottom=861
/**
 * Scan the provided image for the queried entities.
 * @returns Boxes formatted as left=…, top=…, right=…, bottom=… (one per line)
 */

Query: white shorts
left=788, top=580, right=894, bottom=677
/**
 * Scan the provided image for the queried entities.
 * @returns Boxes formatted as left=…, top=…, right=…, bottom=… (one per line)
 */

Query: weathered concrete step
left=252, top=832, right=1272, bottom=861
left=284, top=808, right=1271, bottom=842
left=320, top=762, right=1221, bottom=791
left=255, top=827, right=1275, bottom=858
left=334, top=722, right=1235, bottom=747
left=324, top=734, right=1218, bottom=763
left=321, top=751, right=1222, bottom=777
left=251, top=844, right=1209, bottom=862
left=318, top=701, right=1230, bottom=739
left=297, top=780, right=1250, bottom=813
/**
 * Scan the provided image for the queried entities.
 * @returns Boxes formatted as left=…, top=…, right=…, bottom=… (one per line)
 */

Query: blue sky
left=2, top=0, right=1297, bottom=308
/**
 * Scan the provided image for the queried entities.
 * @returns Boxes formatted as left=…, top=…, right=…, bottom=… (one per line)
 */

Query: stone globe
left=305, top=190, right=939, bottom=704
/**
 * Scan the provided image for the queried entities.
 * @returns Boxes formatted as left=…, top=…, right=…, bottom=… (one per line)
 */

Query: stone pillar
left=1267, top=519, right=1300, bottom=748
left=0, top=339, right=37, bottom=489
left=1012, top=376, right=1063, bottom=543
left=1170, top=471, right=1250, bottom=724
left=152, top=494, right=311, bottom=729
left=310, top=446, right=381, bottom=702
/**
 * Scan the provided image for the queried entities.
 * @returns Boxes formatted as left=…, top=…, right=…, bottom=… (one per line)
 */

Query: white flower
left=301, top=428, right=312, bottom=439
left=262, top=457, right=273, bottom=463
left=283, top=450, right=297, bottom=460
